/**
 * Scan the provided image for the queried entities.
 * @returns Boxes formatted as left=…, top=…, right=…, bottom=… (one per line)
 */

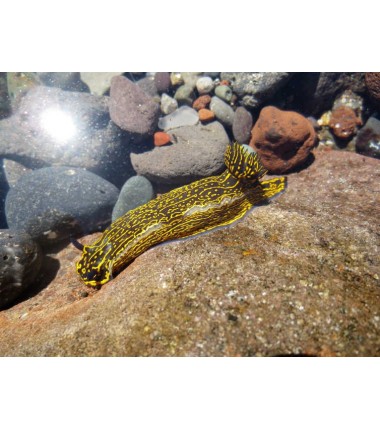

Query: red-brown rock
left=198, top=108, right=215, bottom=122
left=154, top=131, right=171, bottom=146
left=250, top=106, right=316, bottom=173
left=329, top=105, right=361, bottom=140
left=192, top=95, right=211, bottom=111
left=365, top=72, right=380, bottom=104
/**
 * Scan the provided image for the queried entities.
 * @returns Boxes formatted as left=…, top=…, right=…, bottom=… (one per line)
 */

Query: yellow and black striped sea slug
left=75, top=142, right=287, bottom=287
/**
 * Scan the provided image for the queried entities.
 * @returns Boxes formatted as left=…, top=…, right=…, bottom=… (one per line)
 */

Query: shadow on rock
left=7, top=255, right=60, bottom=308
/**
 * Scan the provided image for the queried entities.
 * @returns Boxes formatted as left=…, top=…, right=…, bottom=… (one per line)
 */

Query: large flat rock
left=0, top=150, right=379, bottom=356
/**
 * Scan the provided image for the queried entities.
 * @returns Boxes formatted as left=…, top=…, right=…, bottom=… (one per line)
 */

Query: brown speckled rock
left=109, top=75, right=160, bottom=136
left=250, top=106, right=317, bottom=173
left=0, top=151, right=379, bottom=356
left=329, top=105, right=361, bottom=140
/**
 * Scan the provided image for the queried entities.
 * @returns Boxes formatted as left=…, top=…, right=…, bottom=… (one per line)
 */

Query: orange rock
left=198, top=108, right=215, bottom=122
left=154, top=131, right=171, bottom=146
left=250, top=106, right=316, bottom=174
left=219, top=80, right=230, bottom=86
left=329, top=105, right=361, bottom=140
left=193, top=95, right=211, bottom=111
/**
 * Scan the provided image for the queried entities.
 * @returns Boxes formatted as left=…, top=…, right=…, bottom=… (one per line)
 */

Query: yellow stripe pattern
left=76, top=142, right=286, bottom=287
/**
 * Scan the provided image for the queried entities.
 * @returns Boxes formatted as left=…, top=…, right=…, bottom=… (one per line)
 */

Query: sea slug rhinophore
left=76, top=142, right=287, bottom=287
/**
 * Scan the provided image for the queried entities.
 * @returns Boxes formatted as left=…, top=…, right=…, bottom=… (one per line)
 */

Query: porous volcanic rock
left=250, top=106, right=316, bottom=173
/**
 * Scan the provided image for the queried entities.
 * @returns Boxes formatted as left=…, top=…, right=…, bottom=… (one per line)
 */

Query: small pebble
left=210, top=96, right=235, bottom=127
left=158, top=106, right=199, bottom=131
left=328, top=106, right=361, bottom=140
left=160, top=93, right=178, bottom=115
left=154, top=131, right=171, bottom=146
left=214, top=85, right=233, bottom=102
left=232, top=106, right=253, bottom=145
left=170, top=72, right=184, bottom=86
left=174, top=84, right=196, bottom=106
left=355, top=116, right=380, bottom=159
left=182, top=73, right=202, bottom=88
left=196, top=77, right=214, bottom=94
left=154, top=72, right=171, bottom=93
left=198, top=108, right=215, bottom=123
left=193, top=95, right=211, bottom=111
left=112, top=176, right=154, bottom=221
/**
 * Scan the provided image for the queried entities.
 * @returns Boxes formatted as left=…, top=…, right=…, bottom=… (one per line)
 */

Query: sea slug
left=76, top=142, right=286, bottom=286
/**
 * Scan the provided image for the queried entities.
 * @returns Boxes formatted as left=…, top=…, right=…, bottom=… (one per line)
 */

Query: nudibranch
left=76, top=142, right=286, bottom=287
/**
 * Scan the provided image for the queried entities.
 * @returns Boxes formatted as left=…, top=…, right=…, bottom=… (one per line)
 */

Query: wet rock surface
left=0, top=86, right=133, bottom=184
left=221, top=72, right=293, bottom=109
left=0, top=229, right=42, bottom=309
left=250, top=106, right=316, bottom=173
left=294, top=73, right=366, bottom=117
left=5, top=166, right=119, bottom=245
left=0, top=150, right=378, bottom=356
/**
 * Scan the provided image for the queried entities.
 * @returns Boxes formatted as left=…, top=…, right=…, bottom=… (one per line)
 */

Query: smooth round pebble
left=174, top=84, right=196, bottom=106
left=210, top=96, right=235, bottom=127
left=198, top=108, right=215, bottom=122
left=160, top=93, right=178, bottom=115
left=158, top=106, right=199, bottom=131
left=193, top=95, right=211, bottom=111
left=196, top=77, right=214, bottom=94
left=154, top=72, right=171, bottom=93
left=214, top=85, right=233, bottom=102
left=232, top=106, right=253, bottom=145
left=5, top=166, right=119, bottom=245
left=154, top=131, right=171, bottom=146
left=112, top=176, right=154, bottom=221
left=0, top=229, right=42, bottom=309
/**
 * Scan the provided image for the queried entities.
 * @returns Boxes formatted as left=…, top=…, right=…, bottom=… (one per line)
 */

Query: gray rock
left=0, top=86, right=134, bottom=186
left=80, top=72, right=123, bottom=95
left=2, top=159, right=32, bottom=187
left=182, top=73, right=202, bottom=88
left=355, top=116, right=380, bottom=159
left=158, top=105, right=199, bottom=130
left=214, top=85, right=233, bottom=102
left=136, top=76, right=159, bottom=99
left=292, top=72, right=366, bottom=116
left=154, top=73, right=171, bottom=93
left=36, top=72, right=89, bottom=92
left=210, top=96, right=235, bottom=127
left=0, top=229, right=42, bottom=309
left=5, top=166, right=119, bottom=245
left=0, top=73, right=10, bottom=119
left=232, top=106, right=253, bottom=145
left=109, top=75, right=160, bottom=135
left=221, top=72, right=293, bottom=109
left=174, top=84, right=196, bottom=106
left=160, top=93, right=178, bottom=115
left=131, top=121, right=229, bottom=184
left=196, top=77, right=214, bottom=94
left=112, top=176, right=154, bottom=221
